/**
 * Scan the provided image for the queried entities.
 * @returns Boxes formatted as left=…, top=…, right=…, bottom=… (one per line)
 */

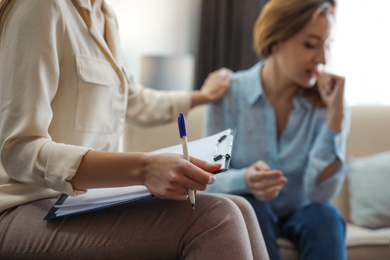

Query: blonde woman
left=205, top=0, right=350, bottom=259
left=0, top=0, right=269, bottom=259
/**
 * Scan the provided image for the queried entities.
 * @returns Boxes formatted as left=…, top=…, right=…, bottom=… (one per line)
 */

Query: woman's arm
left=125, top=68, right=232, bottom=127
left=304, top=104, right=351, bottom=203
left=0, top=1, right=74, bottom=192
left=70, top=150, right=219, bottom=200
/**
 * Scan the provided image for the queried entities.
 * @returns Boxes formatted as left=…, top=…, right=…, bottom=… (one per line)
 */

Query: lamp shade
left=139, top=55, right=194, bottom=91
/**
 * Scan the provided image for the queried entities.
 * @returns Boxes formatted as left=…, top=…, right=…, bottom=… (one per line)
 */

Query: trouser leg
left=220, top=194, right=269, bottom=260
left=279, top=203, right=347, bottom=260
left=241, top=194, right=282, bottom=260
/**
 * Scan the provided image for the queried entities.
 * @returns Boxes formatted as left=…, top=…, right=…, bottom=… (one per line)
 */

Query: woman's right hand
left=317, top=72, right=345, bottom=132
left=190, top=68, right=233, bottom=107
left=143, top=153, right=219, bottom=200
left=245, top=160, right=287, bottom=201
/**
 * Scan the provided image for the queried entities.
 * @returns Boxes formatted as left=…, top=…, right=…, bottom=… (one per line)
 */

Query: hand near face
left=143, top=153, right=219, bottom=200
left=245, top=160, right=287, bottom=201
left=317, top=72, right=345, bottom=109
left=317, top=72, right=345, bottom=132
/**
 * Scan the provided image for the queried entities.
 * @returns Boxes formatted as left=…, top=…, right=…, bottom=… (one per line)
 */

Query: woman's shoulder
left=229, top=61, right=264, bottom=101
left=13, top=0, right=64, bottom=13
left=8, top=0, right=65, bottom=28
left=233, top=61, right=263, bottom=83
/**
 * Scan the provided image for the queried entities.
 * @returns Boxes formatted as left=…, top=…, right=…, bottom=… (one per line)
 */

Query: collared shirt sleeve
left=125, top=82, right=191, bottom=127
left=0, top=0, right=90, bottom=197
left=206, top=168, right=250, bottom=194
left=304, top=104, right=351, bottom=202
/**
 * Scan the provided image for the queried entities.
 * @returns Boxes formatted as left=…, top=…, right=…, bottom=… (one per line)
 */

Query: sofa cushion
left=346, top=223, right=390, bottom=260
left=348, top=150, right=390, bottom=229
left=346, top=223, right=390, bottom=246
left=278, top=224, right=390, bottom=260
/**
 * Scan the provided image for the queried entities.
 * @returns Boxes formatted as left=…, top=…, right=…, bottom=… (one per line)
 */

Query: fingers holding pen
left=189, top=156, right=220, bottom=183
left=143, top=153, right=218, bottom=200
left=176, top=156, right=219, bottom=191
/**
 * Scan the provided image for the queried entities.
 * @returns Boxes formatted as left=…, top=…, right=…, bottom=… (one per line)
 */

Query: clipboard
left=44, top=129, right=235, bottom=220
left=151, top=128, right=235, bottom=174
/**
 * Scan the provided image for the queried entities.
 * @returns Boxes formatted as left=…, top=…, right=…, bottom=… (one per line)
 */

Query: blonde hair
left=0, top=0, right=16, bottom=37
left=253, top=0, right=336, bottom=107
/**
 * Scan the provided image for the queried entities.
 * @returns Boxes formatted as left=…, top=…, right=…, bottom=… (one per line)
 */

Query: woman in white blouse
left=0, top=0, right=269, bottom=259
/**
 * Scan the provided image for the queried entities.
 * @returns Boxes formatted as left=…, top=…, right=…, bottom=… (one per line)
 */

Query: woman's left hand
left=317, top=72, right=345, bottom=132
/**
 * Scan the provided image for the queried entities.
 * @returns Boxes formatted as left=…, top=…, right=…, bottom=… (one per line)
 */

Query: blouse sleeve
left=0, top=1, right=89, bottom=196
left=304, top=103, right=351, bottom=202
left=125, top=82, right=191, bottom=127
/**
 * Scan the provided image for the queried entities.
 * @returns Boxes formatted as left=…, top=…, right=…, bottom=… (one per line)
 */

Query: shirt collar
left=244, top=61, right=265, bottom=105
left=245, top=60, right=314, bottom=111
left=73, top=0, right=114, bottom=18
left=294, top=95, right=314, bottom=111
left=73, top=0, right=91, bottom=11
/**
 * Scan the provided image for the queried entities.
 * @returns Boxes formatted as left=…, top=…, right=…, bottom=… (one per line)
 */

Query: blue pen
left=178, top=113, right=195, bottom=209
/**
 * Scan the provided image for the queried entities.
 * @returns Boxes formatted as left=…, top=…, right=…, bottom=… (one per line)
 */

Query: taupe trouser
left=0, top=193, right=269, bottom=260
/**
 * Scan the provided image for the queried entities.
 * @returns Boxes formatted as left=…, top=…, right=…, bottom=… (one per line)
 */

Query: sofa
left=123, top=105, right=390, bottom=260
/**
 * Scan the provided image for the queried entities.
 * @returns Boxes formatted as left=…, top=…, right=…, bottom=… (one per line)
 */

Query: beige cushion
left=346, top=223, right=390, bottom=260
left=346, top=223, right=390, bottom=247
left=278, top=239, right=298, bottom=260
left=348, top=151, right=390, bottom=229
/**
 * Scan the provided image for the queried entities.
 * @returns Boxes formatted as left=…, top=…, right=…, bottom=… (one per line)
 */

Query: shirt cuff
left=43, top=142, right=91, bottom=196
left=312, top=124, right=343, bottom=162
left=205, top=168, right=250, bottom=194
left=167, top=91, right=191, bottom=117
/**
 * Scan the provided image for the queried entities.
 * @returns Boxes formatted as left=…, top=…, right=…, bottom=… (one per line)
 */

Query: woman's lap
left=0, top=193, right=264, bottom=259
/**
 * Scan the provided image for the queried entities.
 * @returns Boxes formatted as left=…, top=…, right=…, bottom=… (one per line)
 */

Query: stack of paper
left=46, top=186, right=151, bottom=219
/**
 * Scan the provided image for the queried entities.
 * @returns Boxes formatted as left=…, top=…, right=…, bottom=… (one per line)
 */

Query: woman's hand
left=317, top=72, right=345, bottom=132
left=143, top=153, right=220, bottom=200
left=245, top=160, right=287, bottom=201
left=190, top=68, right=233, bottom=107
left=71, top=151, right=219, bottom=198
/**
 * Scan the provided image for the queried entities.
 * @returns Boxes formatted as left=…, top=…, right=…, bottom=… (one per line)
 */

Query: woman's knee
left=218, top=194, right=255, bottom=215
left=196, top=193, right=244, bottom=222
left=183, top=194, right=254, bottom=257
left=300, top=203, right=346, bottom=232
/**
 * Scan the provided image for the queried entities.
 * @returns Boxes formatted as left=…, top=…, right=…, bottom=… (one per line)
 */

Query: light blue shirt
left=204, top=61, right=350, bottom=218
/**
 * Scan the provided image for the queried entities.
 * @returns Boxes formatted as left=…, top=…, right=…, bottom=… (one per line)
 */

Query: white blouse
left=0, top=0, right=190, bottom=212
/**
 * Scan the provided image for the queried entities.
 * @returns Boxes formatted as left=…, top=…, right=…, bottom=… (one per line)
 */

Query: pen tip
left=192, top=204, right=195, bottom=209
